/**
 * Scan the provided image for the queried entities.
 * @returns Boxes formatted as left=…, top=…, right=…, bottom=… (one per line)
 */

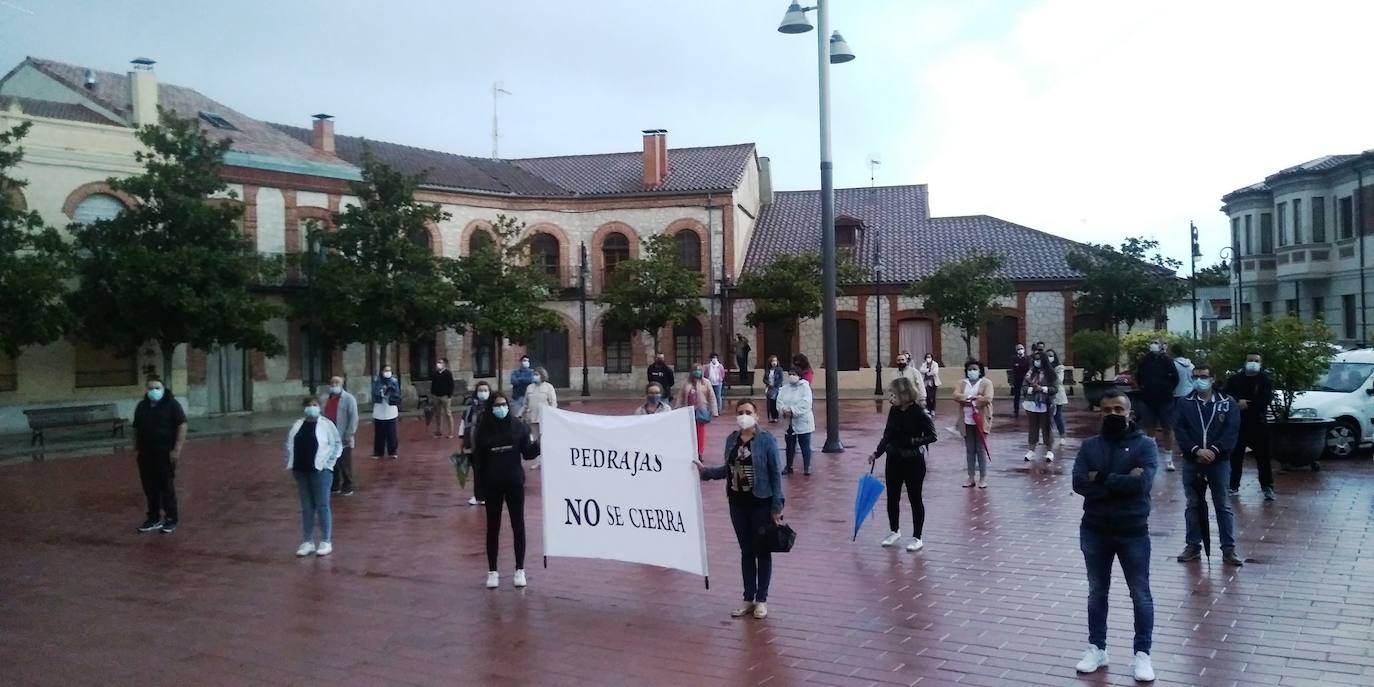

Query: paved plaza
left=1, top=399, right=1372, bottom=686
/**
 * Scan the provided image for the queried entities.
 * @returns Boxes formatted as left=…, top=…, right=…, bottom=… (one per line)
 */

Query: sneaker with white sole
left=1164, top=458, right=1176, bottom=472
left=295, top=542, right=316, bottom=557
left=906, top=538, right=924, bottom=552
left=485, top=571, right=499, bottom=589
left=1075, top=645, right=1108, bottom=674
left=752, top=602, right=768, bottom=619
left=1131, top=651, right=1155, bottom=682
left=467, top=496, right=481, bottom=506
left=881, top=531, right=901, bottom=547
left=730, top=602, right=755, bottom=618
left=1045, top=451, right=1055, bottom=462
left=513, top=569, right=527, bottom=588
left=1023, top=450, right=1034, bottom=462
left=315, top=542, right=333, bottom=556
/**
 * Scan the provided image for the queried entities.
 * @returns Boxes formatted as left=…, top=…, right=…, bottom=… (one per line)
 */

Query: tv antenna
left=491, top=81, right=512, bottom=159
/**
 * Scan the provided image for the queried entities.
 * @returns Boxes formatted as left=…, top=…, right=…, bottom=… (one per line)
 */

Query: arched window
left=836, top=318, right=861, bottom=371
left=531, top=233, right=560, bottom=279
left=602, top=232, right=630, bottom=284
left=469, top=230, right=495, bottom=255
left=72, top=193, right=124, bottom=225
left=603, top=320, right=632, bottom=374
left=675, top=231, right=702, bottom=272
left=409, top=227, right=432, bottom=253
left=673, top=318, right=703, bottom=369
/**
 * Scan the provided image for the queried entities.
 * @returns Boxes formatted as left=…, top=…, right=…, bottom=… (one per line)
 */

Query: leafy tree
left=596, top=233, right=704, bottom=352
left=0, top=122, right=73, bottom=358
left=448, top=214, right=562, bottom=389
left=904, top=252, right=1013, bottom=359
left=1069, top=330, right=1119, bottom=382
left=736, top=252, right=869, bottom=333
left=300, top=151, right=465, bottom=374
left=1192, top=262, right=1231, bottom=287
left=1208, top=316, right=1335, bottom=422
left=68, top=111, right=283, bottom=387
left=1067, top=237, right=1190, bottom=336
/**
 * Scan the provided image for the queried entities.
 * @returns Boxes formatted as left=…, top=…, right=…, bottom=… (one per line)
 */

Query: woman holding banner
left=954, top=359, right=995, bottom=488
left=679, top=364, right=718, bottom=460
left=698, top=399, right=785, bottom=620
left=635, top=383, right=673, bottom=415
left=474, top=392, right=539, bottom=589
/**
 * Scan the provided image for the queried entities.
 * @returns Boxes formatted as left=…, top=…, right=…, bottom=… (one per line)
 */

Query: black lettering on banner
left=607, top=505, right=625, bottom=526
left=564, top=498, right=602, bottom=526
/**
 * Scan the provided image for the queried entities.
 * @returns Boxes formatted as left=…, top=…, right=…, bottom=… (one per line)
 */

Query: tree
left=68, top=111, right=283, bottom=387
left=448, top=214, right=562, bottom=389
left=0, top=121, right=73, bottom=358
left=596, top=233, right=704, bottom=353
left=1069, top=330, right=1119, bottom=382
left=1209, top=316, right=1335, bottom=422
left=736, top=252, right=869, bottom=333
left=1192, top=262, right=1231, bottom=287
left=1067, top=237, right=1190, bottom=336
left=300, top=151, right=464, bottom=377
left=904, top=252, right=1013, bottom=359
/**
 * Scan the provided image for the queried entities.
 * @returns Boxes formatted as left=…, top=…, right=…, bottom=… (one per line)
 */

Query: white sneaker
left=295, top=542, right=315, bottom=557
left=1131, top=652, right=1155, bottom=682
left=467, top=496, right=480, bottom=506
left=1075, top=645, right=1108, bottom=673
left=906, top=538, right=924, bottom=552
left=315, top=542, right=332, bottom=557
left=513, top=569, right=527, bottom=588
left=1165, top=458, right=1176, bottom=472
left=485, top=571, right=499, bottom=589
left=881, top=531, right=901, bottom=547
left=1045, top=451, right=1055, bottom=462
left=1023, top=450, right=1034, bottom=462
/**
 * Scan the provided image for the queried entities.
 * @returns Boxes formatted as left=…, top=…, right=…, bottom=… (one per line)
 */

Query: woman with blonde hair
left=871, top=377, right=936, bottom=552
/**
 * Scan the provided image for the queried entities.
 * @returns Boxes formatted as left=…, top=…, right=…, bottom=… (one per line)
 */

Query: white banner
left=539, top=406, right=708, bottom=577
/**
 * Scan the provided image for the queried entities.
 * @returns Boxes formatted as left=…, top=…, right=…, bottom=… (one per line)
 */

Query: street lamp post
left=579, top=241, right=590, bottom=397
left=779, top=1, right=855, bottom=453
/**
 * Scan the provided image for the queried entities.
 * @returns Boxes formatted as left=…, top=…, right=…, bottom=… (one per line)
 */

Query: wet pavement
left=1, top=399, right=1371, bottom=686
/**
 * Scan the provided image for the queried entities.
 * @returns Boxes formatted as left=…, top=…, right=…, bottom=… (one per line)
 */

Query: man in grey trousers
left=321, top=375, right=359, bottom=495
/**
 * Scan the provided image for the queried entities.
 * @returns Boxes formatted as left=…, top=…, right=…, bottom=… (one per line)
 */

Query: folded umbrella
left=1193, top=470, right=1211, bottom=560
left=971, top=406, right=993, bottom=462
left=449, top=452, right=471, bottom=489
left=853, top=461, right=886, bottom=541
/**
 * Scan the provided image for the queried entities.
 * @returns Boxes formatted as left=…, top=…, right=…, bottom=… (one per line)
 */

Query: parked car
left=1289, top=349, right=1374, bottom=458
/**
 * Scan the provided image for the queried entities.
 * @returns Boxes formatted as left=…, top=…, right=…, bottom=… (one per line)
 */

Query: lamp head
left=778, top=2, right=814, bottom=34
left=829, top=31, right=856, bottom=63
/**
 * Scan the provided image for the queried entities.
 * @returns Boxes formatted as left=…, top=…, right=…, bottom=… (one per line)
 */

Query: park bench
left=23, top=404, right=126, bottom=447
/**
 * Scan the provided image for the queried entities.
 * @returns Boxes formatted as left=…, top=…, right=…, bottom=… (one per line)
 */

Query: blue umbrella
left=853, top=460, right=886, bottom=541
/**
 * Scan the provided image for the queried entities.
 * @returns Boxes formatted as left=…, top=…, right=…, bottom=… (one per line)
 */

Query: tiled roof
left=1224, top=153, right=1367, bottom=200
left=744, top=186, right=1090, bottom=283
left=271, top=123, right=569, bottom=196
left=511, top=144, right=756, bottom=195
left=0, top=94, right=121, bottom=126
left=22, top=58, right=347, bottom=169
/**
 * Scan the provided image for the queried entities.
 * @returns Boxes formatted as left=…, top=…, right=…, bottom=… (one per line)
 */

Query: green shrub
left=1208, top=316, right=1335, bottom=421
left=1071, top=330, right=1120, bottom=382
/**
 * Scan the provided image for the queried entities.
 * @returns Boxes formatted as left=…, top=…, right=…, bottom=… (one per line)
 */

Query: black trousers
left=137, top=450, right=178, bottom=521
left=484, top=482, right=526, bottom=571
left=767, top=397, right=780, bottom=421
left=331, top=447, right=354, bottom=492
left=1011, top=381, right=1024, bottom=416
left=885, top=452, right=927, bottom=537
left=372, top=419, right=399, bottom=457
left=924, top=385, right=938, bottom=413
left=1229, top=424, right=1273, bottom=490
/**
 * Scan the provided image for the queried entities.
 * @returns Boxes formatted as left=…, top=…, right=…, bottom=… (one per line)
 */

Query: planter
left=1268, top=418, right=1334, bottom=471
left=1084, top=381, right=1125, bottom=410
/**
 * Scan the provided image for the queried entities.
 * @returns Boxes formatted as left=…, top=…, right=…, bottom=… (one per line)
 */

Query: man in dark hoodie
left=1010, top=344, right=1030, bottom=418
left=1223, top=352, right=1275, bottom=500
left=646, top=352, right=675, bottom=405
left=132, top=375, right=188, bottom=534
left=1071, top=389, right=1157, bottom=682
left=1133, top=338, right=1180, bottom=469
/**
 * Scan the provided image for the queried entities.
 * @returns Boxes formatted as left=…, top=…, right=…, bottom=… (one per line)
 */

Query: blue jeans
left=1181, top=459, right=1235, bottom=548
left=729, top=497, right=774, bottom=603
left=293, top=468, right=333, bottom=543
left=1053, top=403, right=1066, bottom=437
left=1080, top=526, right=1153, bottom=654
left=711, top=384, right=723, bottom=409
left=785, top=431, right=813, bottom=471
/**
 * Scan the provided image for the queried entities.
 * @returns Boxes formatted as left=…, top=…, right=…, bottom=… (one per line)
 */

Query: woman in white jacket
left=919, top=353, right=940, bottom=414
left=285, top=397, right=343, bottom=557
left=776, top=367, right=816, bottom=475
left=521, top=367, right=559, bottom=441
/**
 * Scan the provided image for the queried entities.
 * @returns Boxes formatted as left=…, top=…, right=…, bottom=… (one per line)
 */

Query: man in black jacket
left=1223, top=352, right=1275, bottom=500
left=1071, top=389, right=1157, bottom=681
left=432, top=357, right=456, bottom=438
left=1133, top=338, right=1180, bottom=471
left=1010, top=344, right=1030, bottom=418
left=647, top=352, right=675, bottom=405
left=132, top=376, right=188, bottom=534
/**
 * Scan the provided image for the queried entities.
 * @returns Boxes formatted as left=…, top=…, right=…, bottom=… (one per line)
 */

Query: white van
left=1289, top=348, right=1374, bottom=457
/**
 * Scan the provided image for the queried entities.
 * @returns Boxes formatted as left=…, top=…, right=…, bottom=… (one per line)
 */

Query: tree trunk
left=650, top=331, right=660, bottom=358
left=496, top=335, right=504, bottom=392
left=160, top=342, right=175, bottom=392
left=963, top=333, right=973, bottom=359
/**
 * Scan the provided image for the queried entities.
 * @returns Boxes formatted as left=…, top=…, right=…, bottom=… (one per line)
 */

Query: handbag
left=757, top=519, right=797, bottom=553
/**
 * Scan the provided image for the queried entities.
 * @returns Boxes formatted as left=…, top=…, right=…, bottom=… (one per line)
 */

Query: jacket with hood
left=1171, top=357, right=1195, bottom=398
left=1134, top=352, right=1180, bottom=403
left=1173, top=390, right=1241, bottom=461
left=776, top=378, right=816, bottom=434
left=1072, top=424, right=1158, bottom=536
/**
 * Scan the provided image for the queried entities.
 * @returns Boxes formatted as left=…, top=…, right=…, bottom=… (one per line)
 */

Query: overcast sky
left=5, top=0, right=1374, bottom=271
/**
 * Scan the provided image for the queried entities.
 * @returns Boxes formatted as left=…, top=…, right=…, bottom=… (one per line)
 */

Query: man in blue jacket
left=510, top=355, right=535, bottom=417
left=1071, top=389, right=1157, bottom=682
left=1172, top=363, right=1243, bottom=566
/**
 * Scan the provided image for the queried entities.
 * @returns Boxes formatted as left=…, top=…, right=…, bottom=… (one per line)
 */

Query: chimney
left=311, top=114, right=335, bottom=153
left=128, top=57, right=158, bottom=127
left=642, top=129, right=662, bottom=188
left=758, top=156, right=774, bottom=205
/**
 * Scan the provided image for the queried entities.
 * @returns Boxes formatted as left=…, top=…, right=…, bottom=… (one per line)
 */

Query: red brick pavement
left=1, top=400, right=1372, bottom=687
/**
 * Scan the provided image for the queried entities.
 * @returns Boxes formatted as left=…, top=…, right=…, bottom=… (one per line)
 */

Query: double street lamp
left=778, top=1, right=855, bottom=452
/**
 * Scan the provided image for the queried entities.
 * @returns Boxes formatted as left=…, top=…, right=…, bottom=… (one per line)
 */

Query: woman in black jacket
left=474, top=392, right=539, bottom=590
left=870, top=377, right=936, bottom=552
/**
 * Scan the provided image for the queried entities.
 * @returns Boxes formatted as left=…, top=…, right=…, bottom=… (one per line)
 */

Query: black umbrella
left=1192, top=471, right=1211, bottom=560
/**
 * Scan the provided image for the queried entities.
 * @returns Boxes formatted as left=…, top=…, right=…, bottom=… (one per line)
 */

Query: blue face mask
left=147, top=387, right=164, bottom=402
left=493, top=405, right=509, bottom=419
left=1245, top=361, right=1261, bottom=373
left=647, top=394, right=662, bottom=404
left=1193, top=378, right=1212, bottom=393
left=304, top=406, right=321, bottom=419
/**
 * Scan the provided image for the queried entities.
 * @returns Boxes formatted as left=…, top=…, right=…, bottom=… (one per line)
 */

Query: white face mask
left=329, top=384, right=342, bottom=395
left=382, top=371, right=393, bottom=379
left=736, top=413, right=757, bottom=430
left=521, top=360, right=531, bottom=368
left=1149, top=344, right=1162, bottom=353
left=436, top=363, right=445, bottom=370
left=476, top=390, right=490, bottom=401
left=787, top=374, right=801, bottom=385
left=532, top=375, right=541, bottom=384
left=966, top=369, right=981, bottom=381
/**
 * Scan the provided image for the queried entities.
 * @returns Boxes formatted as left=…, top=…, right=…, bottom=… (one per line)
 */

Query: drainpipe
left=1359, top=166, right=1368, bottom=345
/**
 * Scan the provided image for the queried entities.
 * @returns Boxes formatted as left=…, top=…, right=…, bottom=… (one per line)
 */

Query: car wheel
left=1325, top=420, right=1359, bottom=458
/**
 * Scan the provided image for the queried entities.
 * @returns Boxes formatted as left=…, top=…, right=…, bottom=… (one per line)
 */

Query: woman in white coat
left=285, top=396, right=343, bottom=557
left=776, top=367, right=816, bottom=475
left=521, top=367, right=559, bottom=442
left=919, top=353, right=940, bottom=414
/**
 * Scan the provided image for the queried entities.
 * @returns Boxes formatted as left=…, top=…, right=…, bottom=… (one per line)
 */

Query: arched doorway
left=984, top=315, right=1020, bottom=369
left=762, top=320, right=795, bottom=372
left=527, top=329, right=570, bottom=388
